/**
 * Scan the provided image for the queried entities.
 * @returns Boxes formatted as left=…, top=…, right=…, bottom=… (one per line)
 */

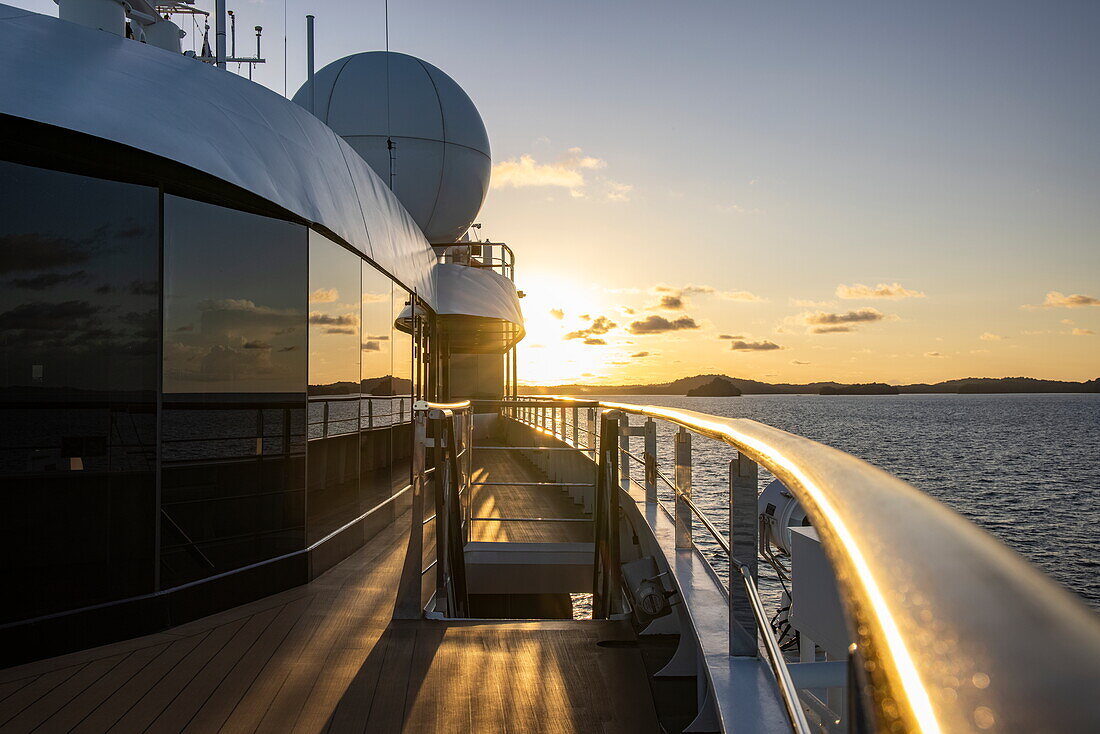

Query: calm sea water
left=589, top=393, right=1100, bottom=610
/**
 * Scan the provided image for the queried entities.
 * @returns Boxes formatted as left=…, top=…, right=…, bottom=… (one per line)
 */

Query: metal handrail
left=736, top=561, right=813, bottom=733
left=512, top=395, right=1100, bottom=733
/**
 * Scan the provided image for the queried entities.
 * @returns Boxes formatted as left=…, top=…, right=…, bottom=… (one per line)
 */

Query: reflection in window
left=390, top=284, right=415, bottom=495
left=0, top=161, right=158, bottom=622
left=306, top=233, right=361, bottom=542
left=360, top=264, right=395, bottom=510
left=161, top=195, right=306, bottom=586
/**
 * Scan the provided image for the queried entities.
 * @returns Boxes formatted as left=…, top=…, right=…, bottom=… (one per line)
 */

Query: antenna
left=385, top=0, right=394, bottom=189
left=214, top=0, right=225, bottom=68
left=306, top=15, right=315, bottom=115
left=227, top=9, right=235, bottom=58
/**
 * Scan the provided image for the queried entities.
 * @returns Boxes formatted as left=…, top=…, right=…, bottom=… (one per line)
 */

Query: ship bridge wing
left=432, top=263, right=524, bottom=353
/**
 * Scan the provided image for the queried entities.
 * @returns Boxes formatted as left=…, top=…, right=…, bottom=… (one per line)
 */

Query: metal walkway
left=0, top=451, right=657, bottom=734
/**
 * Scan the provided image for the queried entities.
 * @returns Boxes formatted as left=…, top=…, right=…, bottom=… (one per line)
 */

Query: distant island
left=685, top=377, right=742, bottom=397
left=819, top=383, right=898, bottom=395
left=522, top=374, right=1100, bottom=396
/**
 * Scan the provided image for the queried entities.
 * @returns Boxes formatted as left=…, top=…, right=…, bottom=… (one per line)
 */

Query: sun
left=514, top=273, right=623, bottom=386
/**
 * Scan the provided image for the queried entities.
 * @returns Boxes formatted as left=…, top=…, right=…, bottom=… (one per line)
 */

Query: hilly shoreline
left=521, top=374, right=1100, bottom=396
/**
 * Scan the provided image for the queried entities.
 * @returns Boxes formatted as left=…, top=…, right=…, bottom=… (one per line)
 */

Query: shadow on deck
left=0, top=444, right=658, bottom=733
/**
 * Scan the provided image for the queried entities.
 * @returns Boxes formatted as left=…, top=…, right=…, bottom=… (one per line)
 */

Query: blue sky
left=12, top=0, right=1099, bottom=383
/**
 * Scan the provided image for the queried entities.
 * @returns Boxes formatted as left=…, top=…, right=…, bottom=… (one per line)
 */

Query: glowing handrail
left=522, top=395, right=1100, bottom=733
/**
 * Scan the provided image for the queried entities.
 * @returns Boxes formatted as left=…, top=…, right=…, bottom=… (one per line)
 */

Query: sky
left=13, top=0, right=1099, bottom=385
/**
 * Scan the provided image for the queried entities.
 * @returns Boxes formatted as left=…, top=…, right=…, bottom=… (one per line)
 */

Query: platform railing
left=394, top=399, right=472, bottom=620
left=497, top=395, right=1100, bottom=734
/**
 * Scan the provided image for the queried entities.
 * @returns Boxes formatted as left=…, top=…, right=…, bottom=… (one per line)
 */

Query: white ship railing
left=492, top=396, right=1100, bottom=734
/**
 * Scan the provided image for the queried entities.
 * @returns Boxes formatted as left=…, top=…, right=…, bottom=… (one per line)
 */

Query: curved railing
left=507, top=396, right=1100, bottom=733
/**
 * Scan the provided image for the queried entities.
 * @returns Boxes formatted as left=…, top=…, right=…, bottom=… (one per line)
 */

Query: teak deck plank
left=72, top=634, right=208, bottom=734
left=0, top=448, right=658, bottom=733
left=35, top=642, right=171, bottom=733
left=1, top=652, right=128, bottom=733
left=469, top=446, right=592, bottom=543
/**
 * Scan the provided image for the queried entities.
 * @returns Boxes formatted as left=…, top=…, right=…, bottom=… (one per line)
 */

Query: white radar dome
left=293, top=51, right=491, bottom=244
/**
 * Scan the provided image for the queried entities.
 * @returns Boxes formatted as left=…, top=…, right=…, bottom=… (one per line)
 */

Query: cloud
left=1029, top=291, right=1100, bottom=308
left=924, top=351, right=945, bottom=358
left=605, top=180, right=633, bottom=202
left=362, top=341, right=381, bottom=351
left=796, top=305, right=888, bottom=332
left=309, top=287, right=339, bottom=303
left=718, top=290, right=765, bottom=302
left=657, top=295, right=684, bottom=310
left=0, top=300, right=100, bottom=331
left=980, top=332, right=1006, bottom=341
left=1072, top=328, right=1094, bottom=336
left=491, top=148, right=607, bottom=196
left=790, top=298, right=835, bottom=308
left=583, top=338, right=608, bottom=345
left=129, top=280, right=158, bottom=296
left=7, top=271, right=87, bottom=290
left=549, top=308, right=564, bottom=320
left=728, top=339, right=782, bottom=351
left=564, top=315, right=617, bottom=340
left=647, top=284, right=760, bottom=310
left=716, top=203, right=762, bottom=214
left=791, top=360, right=811, bottom=365
left=362, top=291, right=388, bottom=304
left=836, top=282, right=925, bottom=299
left=0, top=233, right=92, bottom=274
left=324, top=327, right=355, bottom=334
left=309, top=312, right=358, bottom=327
left=631, top=351, right=651, bottom=358
left=628, top=315, right=700, bottom=334
left=243, top=340, right=271, bottom=350
left=718, top=334, right=744, bottom=340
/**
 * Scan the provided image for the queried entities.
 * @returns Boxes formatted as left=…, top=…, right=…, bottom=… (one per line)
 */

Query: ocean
left=590, top=393, right=1100, bottom=610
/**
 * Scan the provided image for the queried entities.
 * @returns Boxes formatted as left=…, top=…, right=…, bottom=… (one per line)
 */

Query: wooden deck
left=0, top=451, right=655, bottom=733
left=468, top=446, right=592, bottom=543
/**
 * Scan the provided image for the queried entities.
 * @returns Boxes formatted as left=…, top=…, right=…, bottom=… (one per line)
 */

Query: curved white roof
left=0, top=4, right=437, bottom=303
left=434, top=264, right=523, bottom=327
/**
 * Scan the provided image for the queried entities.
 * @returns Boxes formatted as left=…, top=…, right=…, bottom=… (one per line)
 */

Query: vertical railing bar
left=674, top=427, right=692, bottom=548
left=572, top=406, right=579, bottom=447
left=644, top=417, right=657, bottom=503
left=619, top=412, right=630, bottom=490
left=729, top=453, right=759, bottom=656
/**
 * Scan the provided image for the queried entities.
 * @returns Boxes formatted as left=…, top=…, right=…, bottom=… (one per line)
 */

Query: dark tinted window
left=160, top=195, right=306, bottom=586
left=360, top=264, right=395, bottom=509
left=0, top=161, right=158, bottom=622
left=390, top=285, right=414, bottom=495
left=306, top=232, right=361, bottom=542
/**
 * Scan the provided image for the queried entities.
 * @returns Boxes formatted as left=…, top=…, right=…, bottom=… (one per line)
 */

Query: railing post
left=587, top=407, right=597, bottom=456
left=729, top=454, right=759, bottom=656
left=393, top=407, right=428, bottom=619
left=674, top=427, right=692, bottom=548
left=644, top=417, right=657, bottom=503
left=572, top=406, right=579, bottom=447
left=593, top=409, right=622, bottom=618
left=619, top=413, right=630, bottom=490
left=322, top=400, right=329, bottom=438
